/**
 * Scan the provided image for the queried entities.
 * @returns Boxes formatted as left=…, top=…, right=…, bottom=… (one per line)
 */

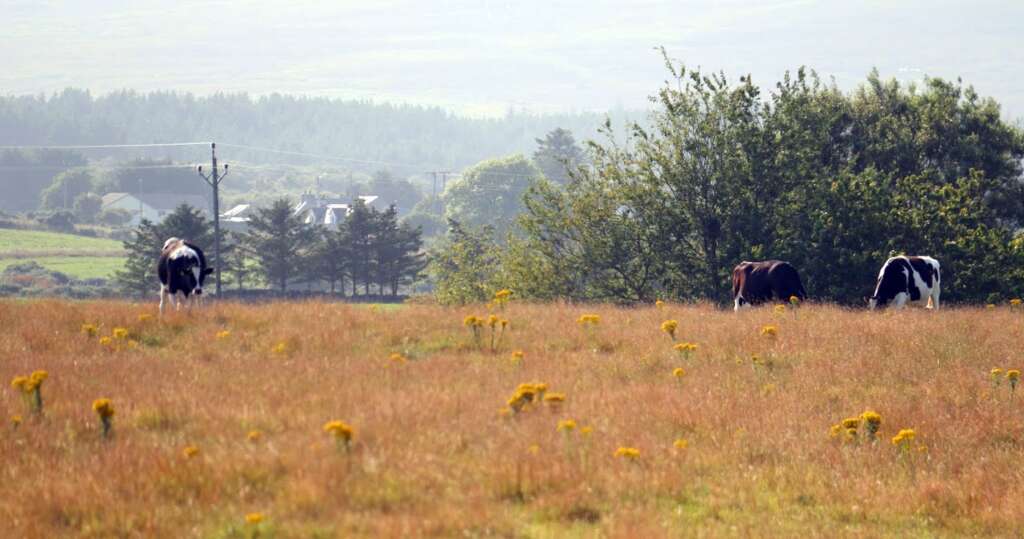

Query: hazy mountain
left=3, top=1, right=1022, bottom=120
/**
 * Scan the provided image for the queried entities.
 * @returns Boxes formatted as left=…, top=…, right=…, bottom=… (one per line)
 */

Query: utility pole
left=198, top=142, right=228, bottom=296
left=427, top=170, right=451, bottom=212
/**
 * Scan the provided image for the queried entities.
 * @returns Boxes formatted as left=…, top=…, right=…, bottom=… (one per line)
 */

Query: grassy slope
left=0, top=229, right=123, bottom=255
left=0, top=229, right=125, bottom=279
left=1, top=301, right=1022, bottom=538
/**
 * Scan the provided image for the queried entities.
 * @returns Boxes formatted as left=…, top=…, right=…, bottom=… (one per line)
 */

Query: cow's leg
left=175, top=291, right=184, bottom=311
left=734, top=295, right=742, bottom=312
left=893, top=292, right=909, bottom=309
left=159, top=285, right=168, bottom=316
left=931, top=285, right=940, bottom=310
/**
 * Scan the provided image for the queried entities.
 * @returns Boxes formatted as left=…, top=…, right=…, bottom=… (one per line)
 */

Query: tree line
left=431, top=55, right=1024, bottom=305
left=117, top=200, right=425, bottom=298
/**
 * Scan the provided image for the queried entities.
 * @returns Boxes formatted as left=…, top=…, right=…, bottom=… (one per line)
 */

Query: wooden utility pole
left=198, top=142, right=228, bottom=295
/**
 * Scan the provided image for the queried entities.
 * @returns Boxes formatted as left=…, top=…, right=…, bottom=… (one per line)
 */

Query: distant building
left=101, top=192, right=210, bottom=226
left=293, top=193, right=379, bottom=229
left=219, top=204, right=253, bottom=232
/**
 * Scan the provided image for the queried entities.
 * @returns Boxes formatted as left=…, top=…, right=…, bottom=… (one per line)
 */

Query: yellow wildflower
left=528, top=444, right=540, bottom=455
left=463, top=315, right=479, bottom=327
left=1007, top=369, right=1021, bottom=382
left=672, top=367, right=686, bottom=378
left=580, top=426, right=594, bottom=436
left=986, top=304, right=996, bottom=309
left=216, top=330, right=231, bottom=339
left=543, top=392, right=566, bottom=404
left=510, top=350, right=524, bottom=363
left=991, top=367, right=1004, bottom=381
left=245, top=513, right=264, bottom=524
left=494, top=289, right=512, bottom=300
left=673, top=439, right=688, bottom=450
left=247, top=430, right=263, bottom=442
left=614, top=447, right=641, bottom=460
left=112, top=327, right=129, bottom=340
left=557, top=419, right=577, bottom=432
left=81, top=323, right=98, bottom=337
left=774, top=304, right=786, bottom=314
left=138, top=313, right=153, bottom=322
left=487, top=314, right=500, bottom=328
left=761, top=325, right=778, bottom=338
left=829, top=424, right=842, bottom=438
left=673, top=342, right=698, bottom=353
left=1011, top=298, right=1022, bottom=306
left=388, top=352, right=407, bottom=365
left=841, top=417, right=860, bottom=429
left=500, top=319, right=509, bottom=329
left=860, top=411, right=882, bottom=427
left=92, top=398, right=115, bottom=418
left=577, top=314, right=600, bottom=325
left=99, top=336, right=113, bottom=347
left=182, top=445, right=200, bottom=459
left=10, top=375, right=29, bottom=392
left=655, top=300, right=665, bottom=309
left=11, top=415, right=22, bottom=427
left=661, top=319, right=678, bottom=339
left=271, top=341, right=289, bottom=355
left=789, top=295, right=800, bottom=306
left=891, top=428, right=916, bottom=446
left=323, top=420, right=355, bottom=443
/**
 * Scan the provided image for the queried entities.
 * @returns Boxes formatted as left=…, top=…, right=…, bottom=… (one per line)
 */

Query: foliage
left=428, top=221, right=504, bottom=304
left=442, top=155, right=542, bottom=238
left=40, top=168, right=95, bottom=210
left=533, top=127, right=587, bottom=185
left=239, top=199, right=316, bottom=292
left=497, top=56, right=1024, bottom=304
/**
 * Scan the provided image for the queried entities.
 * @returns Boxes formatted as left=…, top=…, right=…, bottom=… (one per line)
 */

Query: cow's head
left=194, top=266, right=214, bottom=295
left=733, top=295, right=752, bottom=311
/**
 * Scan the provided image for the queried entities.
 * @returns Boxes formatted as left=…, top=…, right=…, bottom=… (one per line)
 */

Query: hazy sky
left=3, top=0, right=1022, bottom=118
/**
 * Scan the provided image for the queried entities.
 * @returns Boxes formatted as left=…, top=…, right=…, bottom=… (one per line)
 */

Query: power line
left=0, top=163, right=199, bottom=171
left=0, top=142, right=211, bottom=150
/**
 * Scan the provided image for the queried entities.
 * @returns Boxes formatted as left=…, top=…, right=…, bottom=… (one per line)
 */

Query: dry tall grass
left=2, top=299, right=1023, bottom=538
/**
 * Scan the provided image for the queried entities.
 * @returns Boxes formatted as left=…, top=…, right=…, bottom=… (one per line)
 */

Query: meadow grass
left=2, top=300, right=1022, bottom=538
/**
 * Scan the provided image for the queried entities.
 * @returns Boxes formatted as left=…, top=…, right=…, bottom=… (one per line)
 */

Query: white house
left=101, top=192, right=210, bottom=226
left=293, top=194, right=379, bottom=229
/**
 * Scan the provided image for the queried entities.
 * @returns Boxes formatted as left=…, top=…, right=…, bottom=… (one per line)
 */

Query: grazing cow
left=732, top=260, right=807, bottom=311
left=158, top=237, right=213, bottom=315
left=869, top=256, right=940, bottom=310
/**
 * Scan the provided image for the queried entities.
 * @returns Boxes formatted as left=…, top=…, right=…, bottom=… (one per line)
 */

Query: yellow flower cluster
left=829, top=410, right=883, bottom=442
left=672, top=367, right=686, bottom=379
left=271, top=341, right=290, bottom=355
left=493, top=289, right=512, bottom=304
left=388, top=352, right=408, bottom=365
left=673, top=342, right=698, bottom=353
left=138, top=313, right=154, bottom=323
left=577, top=314, right=600, bottom=326
left=323, top=420, right=355, bottom=443
left=1011, top=298, right=1023, bottom=306
left=510, top=350, right=524, bottom=365
left=245, top=513, right=264, bottom=524
left=182, top=445, right=200, bottom=459
left=92, top=398, right=115, bottom=419
left=506, top=382, right=549, bottom=412
left=463, top=315, right=485, bottom=328
left=614, top=447, right=641, bottom=460
left=789, top=295, right=801, bottom=306
left=543, top=392, right=566, bottom=405
left=661, top=319, right=678, bottom=339
left=891, top=428, right=916, bottom=446
left=112, top=327, right=129, bottom=340
left=557, top=419, right=577, bottom=432
left=673, top=438, right=688, bottom=450
left=761, top=325, right=778, bottom=338
left=10, top=370, right=47, bottom=394
left=81, top=323, right=98, bottom=337
left=247, top=430, right=263, bottom=442
left=774, top=304, right=786, bottom=315
left=655, top=300, right=665, bottom=309
left=990, top=367, right=1021, bottom=389
left=216, top=330, right=231, bottom=339
left=99, top=336, right=113, bottom=347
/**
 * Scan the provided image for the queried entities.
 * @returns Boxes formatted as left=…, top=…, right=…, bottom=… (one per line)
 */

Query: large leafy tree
left=442, top=154, right=542, bottom=238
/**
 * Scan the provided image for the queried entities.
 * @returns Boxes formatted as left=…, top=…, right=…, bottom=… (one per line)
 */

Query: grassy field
left=0, top=256, right=124, bottom=280
left=2, top=300, right=1023, bottom=538
left=0, top=229, right=125, bottom=279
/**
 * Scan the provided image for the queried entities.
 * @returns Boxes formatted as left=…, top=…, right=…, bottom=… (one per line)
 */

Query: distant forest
left=0, top=89, right=627, bottom=167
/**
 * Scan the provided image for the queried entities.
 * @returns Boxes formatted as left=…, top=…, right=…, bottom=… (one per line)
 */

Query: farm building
left=101, top=192, right=210, bottom=226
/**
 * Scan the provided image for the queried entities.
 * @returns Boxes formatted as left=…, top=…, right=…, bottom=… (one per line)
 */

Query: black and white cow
left=732, top=260, right=807, bottom=311
left=869, top=255, right=940, bottom=310
left=158, top=237, right=213, bottom=315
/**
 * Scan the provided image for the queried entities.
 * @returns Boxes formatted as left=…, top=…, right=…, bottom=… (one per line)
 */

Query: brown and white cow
left=158, top=237, right=212, bottom=315
left=868, top=255, right=940, bottom=310
left=732, top=260, right=807, bottom=311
